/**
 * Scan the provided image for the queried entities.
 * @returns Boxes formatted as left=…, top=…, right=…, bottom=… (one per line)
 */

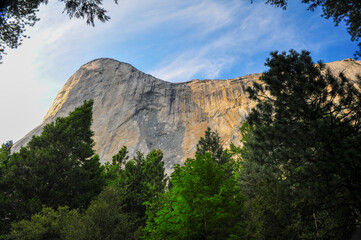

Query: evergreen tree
left=114, top=149, right=167, bottom=236
left=241, top=50, right=361, bottom=239
left=63, top=148, right=167, bottom=240
left=0, top=141, right=12, bottom=162
left=0, top=141, right=13, bottom=237
left=104, top=146, right=129, bottom=183
left=0, top=100, right=105, bottom=235
left=196, top=127, right=230, bottom=165
left=6, top=147, right=167, bottom=240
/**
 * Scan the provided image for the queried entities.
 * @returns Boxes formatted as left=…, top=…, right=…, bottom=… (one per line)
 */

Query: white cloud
left=149, top=33, right=237, bottom=81
left=150, top=52, right=234, bottom=82
left=103, top=0, right=237, bottom=36
left=149, top=2, right=300, bottom=81
left=148, top=1, right=350, bottom=82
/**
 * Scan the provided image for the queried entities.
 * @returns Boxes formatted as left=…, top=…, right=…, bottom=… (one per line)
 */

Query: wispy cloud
left=149, top=2, right=298, bottom=81
left=147, top=0, right=352, bottom=82
left=150, top=51, right=234, bottom=82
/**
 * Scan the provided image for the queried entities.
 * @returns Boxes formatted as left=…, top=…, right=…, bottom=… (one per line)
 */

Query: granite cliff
left=12, top=58, right=361, bottom=172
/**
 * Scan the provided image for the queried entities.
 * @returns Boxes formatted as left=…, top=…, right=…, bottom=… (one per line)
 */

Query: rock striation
left=12, top=58, right=361, bottom=172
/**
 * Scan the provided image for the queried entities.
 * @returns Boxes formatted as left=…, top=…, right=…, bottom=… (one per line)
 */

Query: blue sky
left=0, top=0, right=357, bottom=144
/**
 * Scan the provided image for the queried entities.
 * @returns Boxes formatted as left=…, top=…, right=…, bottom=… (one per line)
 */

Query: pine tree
left=104, top=146, right=129, bottom=183
left=196, top=127, right=230, bottom=165
left=0, top=100, right=105, bottom=235
left=241, top=50, right=361, bottom=239
left=115, top=149, right=167, bottom=233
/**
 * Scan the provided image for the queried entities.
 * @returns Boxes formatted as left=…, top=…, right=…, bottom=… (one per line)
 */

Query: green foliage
left=0, top=141, right=13, bottom=238
left=261, top=0, right=361, bottom=58
left=82, top=147, right=166, bottom=239
left=115, top=149, right=167, bottom=234
left=62, top=186, right=133, bottom=240
left=0, top=141, right=12, bottom=163
left=6, top=147, right=167, bottom=240
left=62, top=147, right=167, bottom=240
left=7, top=206, right=80, bottom=240
left=0, top=100, right=105, bottom=235
left=112, top=146, right=129, bottom=165
left=144, top=153, right=244, bottom=240
left=145, top=129, right=244, bottom=240
left=104, top=146, right=129, bottom=183
left=196, top=127, right=231, bottom=165
left=241, top=50, right=361, bottom=239
left=65, top=148, right=167, bottom=240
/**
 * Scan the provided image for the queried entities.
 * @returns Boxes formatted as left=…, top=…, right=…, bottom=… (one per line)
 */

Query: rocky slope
left=12, top=58, right=361, bottom=172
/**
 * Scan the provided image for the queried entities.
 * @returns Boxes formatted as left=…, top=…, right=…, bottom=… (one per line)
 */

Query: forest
left=1, top=50, right=361, bottom=239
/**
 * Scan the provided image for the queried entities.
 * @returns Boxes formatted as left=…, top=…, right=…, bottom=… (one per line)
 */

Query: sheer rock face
left=12, top=58, right=361, bottom=172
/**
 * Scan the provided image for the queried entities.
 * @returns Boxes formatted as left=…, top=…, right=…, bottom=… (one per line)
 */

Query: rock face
left=12, top=58, right=361, bottom=172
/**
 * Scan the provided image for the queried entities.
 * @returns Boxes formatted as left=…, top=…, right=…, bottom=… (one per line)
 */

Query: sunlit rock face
left=12, top=58, right=361, bottom=173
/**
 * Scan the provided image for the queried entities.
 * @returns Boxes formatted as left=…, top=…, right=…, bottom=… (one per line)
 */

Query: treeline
left=1, top=50, right=361, bottom=239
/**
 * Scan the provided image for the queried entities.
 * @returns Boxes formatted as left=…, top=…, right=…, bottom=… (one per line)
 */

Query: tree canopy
left=145, top=153, right=244, bottom=240
left=240, top=49, right=361, bottom=239
left=7, top=206, right=80, bottom=240
left=0, top=100, right=105, bottom=236
left=114, top=149, right=167, bottom=233
left=196, top=127, right=231, bottom=165
left=144, top=129, right=244, bottom=240
left=6, top=148, right=167, bottom=240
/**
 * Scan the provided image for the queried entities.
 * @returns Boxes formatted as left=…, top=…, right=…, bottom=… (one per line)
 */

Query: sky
left=0, top=0, right=358, bottom=144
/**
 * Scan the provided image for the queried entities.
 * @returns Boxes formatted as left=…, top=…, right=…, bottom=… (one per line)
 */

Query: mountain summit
left=12, top=58, right=361, bottom=172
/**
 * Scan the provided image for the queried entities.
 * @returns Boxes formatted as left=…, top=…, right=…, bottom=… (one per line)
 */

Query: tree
left=0, top=141, right=12, bottom=162
left=7, top=206, right=80, bottom=240
left=144, top=130, right=244, bottom=240
left=96, top=147, right=167, bottom=239
left=144, top=153, right=244, bottom=240
left=103, top=146, right=129, bottom=183
left=240, top=50, right=361, bottom=239
left=6, top=147, right=167, bottom=240
left=65, top=149, right=167, bottom=240
left=114, top=149, right=167, bottom=237
left=0, top=141, right=13, bottom=238
left=0, top=0, right=117, bottom=62
left=62, top=186, right=133, bottom=240
left=259, top=0, right=361, bottom=58
left=0, top=100, right=105, bottom=235
left=196, top=127, right=231, bottom=165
